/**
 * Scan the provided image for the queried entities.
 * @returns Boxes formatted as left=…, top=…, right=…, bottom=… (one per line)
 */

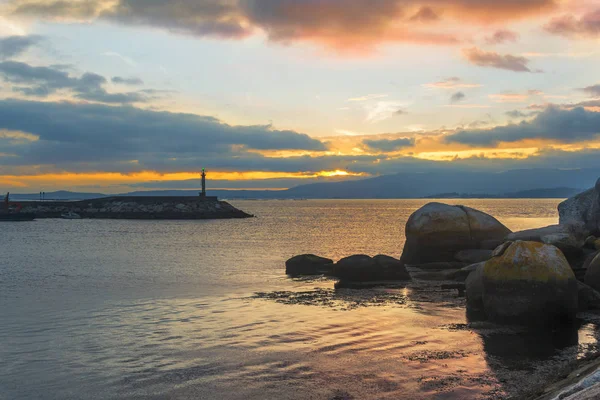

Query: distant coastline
left=8, top=186, right=582, bottom=201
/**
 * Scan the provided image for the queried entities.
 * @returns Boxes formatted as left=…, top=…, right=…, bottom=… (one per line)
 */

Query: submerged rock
left=285, top=254, right=334, bottom=276
left=333, top=254, right=411, bottom=283
left=399, top=202, right=511, bottom=266
left=467, top=240, right=578, bottom=326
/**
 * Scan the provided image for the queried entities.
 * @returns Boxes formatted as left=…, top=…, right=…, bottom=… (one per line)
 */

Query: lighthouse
left=200, top=168, right=206, bottom=197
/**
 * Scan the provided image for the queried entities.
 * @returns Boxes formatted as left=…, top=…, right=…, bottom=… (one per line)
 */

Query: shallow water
left=1, top=199, right=599, bottom=399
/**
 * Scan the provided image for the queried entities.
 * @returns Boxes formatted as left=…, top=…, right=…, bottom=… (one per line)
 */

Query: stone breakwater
left=20, top=196, right=252, bottom=220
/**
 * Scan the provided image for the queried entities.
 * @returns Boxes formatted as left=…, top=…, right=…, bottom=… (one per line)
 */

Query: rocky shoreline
left=20, top=196, right=253, bottom=220
left=283, top=177, right=600, bottom=398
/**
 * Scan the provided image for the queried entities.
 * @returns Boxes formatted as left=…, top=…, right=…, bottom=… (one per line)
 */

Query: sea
left=2, top=199, right=599, bottom=400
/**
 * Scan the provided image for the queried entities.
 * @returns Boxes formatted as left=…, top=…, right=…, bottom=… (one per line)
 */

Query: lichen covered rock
left=468, top=241, right=578, bottom=325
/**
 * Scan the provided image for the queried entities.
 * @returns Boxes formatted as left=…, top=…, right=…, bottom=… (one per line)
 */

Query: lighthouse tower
left=200, top=168, right=206, bottom=197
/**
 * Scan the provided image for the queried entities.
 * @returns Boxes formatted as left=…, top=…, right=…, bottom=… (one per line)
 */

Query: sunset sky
left=0, top=0, right=599, bottom=192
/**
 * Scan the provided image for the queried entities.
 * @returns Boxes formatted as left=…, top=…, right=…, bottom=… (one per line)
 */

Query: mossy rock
left=480, top=241, right=578, bottom=326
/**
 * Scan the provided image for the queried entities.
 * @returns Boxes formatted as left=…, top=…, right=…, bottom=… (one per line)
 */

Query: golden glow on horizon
left=0, top=170, right=367, bottom=190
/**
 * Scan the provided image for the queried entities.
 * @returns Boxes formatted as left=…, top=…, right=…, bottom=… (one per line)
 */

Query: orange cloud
left=6, top=0, right=560, bottom=50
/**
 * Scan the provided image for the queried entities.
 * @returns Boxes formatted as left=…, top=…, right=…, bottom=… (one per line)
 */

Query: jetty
left=19, top=196, right=252, bottom=220
left=11, top=169, right=252, bottom=220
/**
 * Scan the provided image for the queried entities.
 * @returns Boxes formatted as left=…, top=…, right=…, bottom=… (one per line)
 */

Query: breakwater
left=20, top=196, right=252, bottom=219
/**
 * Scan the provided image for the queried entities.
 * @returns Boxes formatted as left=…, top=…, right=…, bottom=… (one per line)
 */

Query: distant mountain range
left=6, top=168, right=600, bottom=200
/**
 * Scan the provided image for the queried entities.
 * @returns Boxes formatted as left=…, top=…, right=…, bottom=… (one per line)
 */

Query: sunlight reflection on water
left=1, top=199, right=596, bottom=400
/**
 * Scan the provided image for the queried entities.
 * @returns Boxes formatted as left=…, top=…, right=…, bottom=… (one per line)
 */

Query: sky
left=0, top=0, right=599, bottom=193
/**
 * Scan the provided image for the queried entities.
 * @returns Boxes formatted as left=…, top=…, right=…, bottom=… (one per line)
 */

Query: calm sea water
left=1, top=199, right=598, bottom=400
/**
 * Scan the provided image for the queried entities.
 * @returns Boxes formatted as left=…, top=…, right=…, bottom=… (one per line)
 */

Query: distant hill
left=5, top=168, right=599, bottom=200
left=283, top=169, right=599, bottom=199
left=424, top=187, right=582, bottom=199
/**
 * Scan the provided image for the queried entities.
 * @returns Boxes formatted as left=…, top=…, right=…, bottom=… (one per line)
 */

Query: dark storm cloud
left=0, top=35, right=42, bottom=59
left=462, top=48, right=532, bottom=72
left=545, top=9, right=600, bottom=38
left=363, top=138, right=415, bottom=152
left=0, top=99, right=327, bottom=171
left=7, top=0, right=557, bottom=49
left=445, top=106, right=600, bottom=146
left=0, top=61, right=148, bottom=104
left=112, top=76, right=143, bottom=85
left=450, top=91, right=465, bottom=103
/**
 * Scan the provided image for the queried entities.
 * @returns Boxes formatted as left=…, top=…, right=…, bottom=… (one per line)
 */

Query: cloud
left=581, top=84, right=600, bottom=97
left=445, top=106, right=600, bottom=146
left=347, top=94, right=388, bottom=102
left=112, top=76, right=143, bottom=85
left=450, top=91, right=465, bottom=103
left=6, top=0, right=558, bottom=50
left=409, top=6, right=439, bottom=23
left=0, top=99, right=327, bottom=172
left=463, top=47, right=533, bottom=72
left=0, top=61, right=151, bottom=104
left=0, top=35, right=42, bottom=59
left=365, top=101, right=408, bottom=123
left=485, top=29, right=519, bottom=45
left=423, top=77, right=481, bottom=89
left=363, top=137, right=415, bottom=152
left=505, top=110, right=536, bottom=119
left=545, top=9, right=600, bottom=38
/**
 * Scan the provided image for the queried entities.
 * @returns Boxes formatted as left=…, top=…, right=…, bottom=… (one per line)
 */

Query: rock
left=541, top=233, right=584, bottom=254
left=584, top=252, right=600, bottom=291
left=478, top=241, right=579, bottom=326
left=446, top=262, right=484, bottom=281
left=577, top=281, right=600, bottom=311
left=406, top=261, right=467, bottom=270
left=492, top=241, right=512, bottom=257
left=585, top=235, right=597, bottom=248
left=333, top=254, right=411, bottom=282
left=410, top=270, right=459, bottom=281
left=454, top=249, right=493, bottom=264
left=480, top=239, right=505, bottom=250
left=465, top=264, right=484, bottom=312
left=507, top=223, right=587, bottom=243
left=559, top=179, right=600, bottom=234
left=372, top=255, right=411, bottom=280
left=596, top=239, right=600, bottom=250
left=285, top=254, right=334, bottom=276
left=399, top=202, right=511, bottom=266
left=334, top=281, right=407, bottom=289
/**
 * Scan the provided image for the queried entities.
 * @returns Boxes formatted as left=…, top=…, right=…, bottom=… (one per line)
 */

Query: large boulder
left=559, top=178, right=600, bottom=234
left=399, top=202, right=511, bottom=266
left=333, top=254, right=411, bottom=282
left=467, top=241, right=578, bottom=326
left=584, top=252, right=600, bottom=291
left=285, top=254, right=333, bottom=276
